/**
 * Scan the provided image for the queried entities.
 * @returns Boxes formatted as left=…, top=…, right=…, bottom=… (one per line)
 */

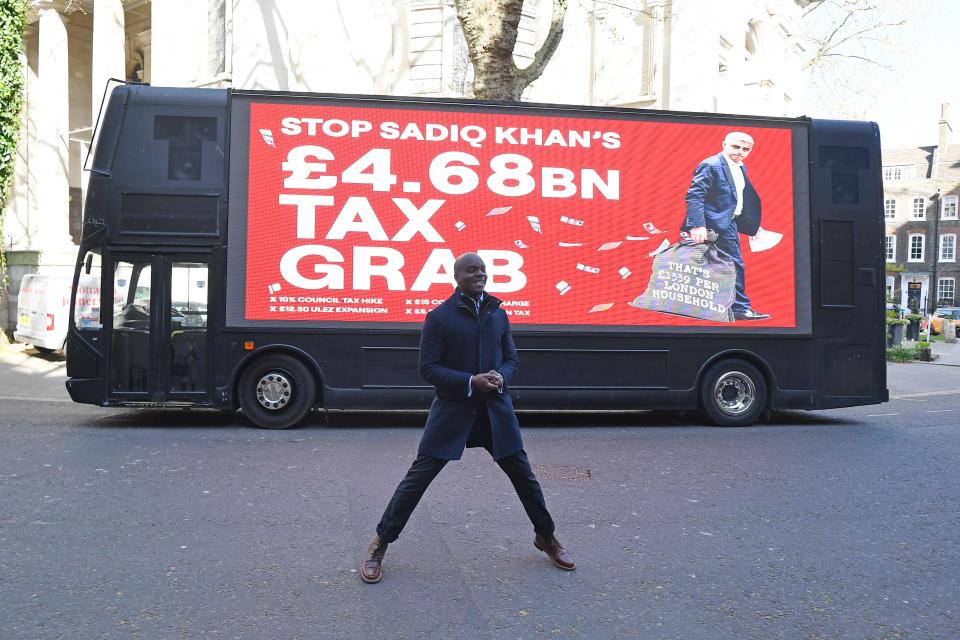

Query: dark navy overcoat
left=417, top=291, right=523, bottom=461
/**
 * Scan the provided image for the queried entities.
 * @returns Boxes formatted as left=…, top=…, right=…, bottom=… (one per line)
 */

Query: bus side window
left=819, top=146, right=869, bottom=205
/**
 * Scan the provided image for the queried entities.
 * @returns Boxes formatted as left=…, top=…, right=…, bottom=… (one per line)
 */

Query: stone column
left=152, top=0, right=206, bottom=86
left=34, top=3, right=75, bottom=265
left=85, top=0, right=126, bottom=215
left=92, top=0, right=125, bottom=114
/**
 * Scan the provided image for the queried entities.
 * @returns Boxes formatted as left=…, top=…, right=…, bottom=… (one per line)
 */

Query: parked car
left=930, top=307, right=960, bottom=337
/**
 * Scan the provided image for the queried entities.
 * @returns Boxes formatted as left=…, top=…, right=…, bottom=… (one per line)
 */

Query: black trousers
left=376, top=448, right=556, bottom=543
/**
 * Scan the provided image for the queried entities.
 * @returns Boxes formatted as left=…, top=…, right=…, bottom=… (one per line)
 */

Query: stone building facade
left=3, top=0, right=811, bottom=329
left=882, top=105, right=960, bottom=313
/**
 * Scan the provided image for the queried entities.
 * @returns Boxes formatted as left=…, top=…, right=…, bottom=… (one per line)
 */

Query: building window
left=943, top=195, right=959, bottom=220
left=940, top=234, right=957, bottom=262
left=912, top=197, right=927, bottom=220
left=886, top=276, right=895, bottom=302
left=885, top=235, right=896, bottom=262
left=884, top=198, right=897, bottom=220
left=908, top=234, right=925, bottom=262
left=938, top=278, right=956, bottom=306
left=883, top=166, right=912, bottom=181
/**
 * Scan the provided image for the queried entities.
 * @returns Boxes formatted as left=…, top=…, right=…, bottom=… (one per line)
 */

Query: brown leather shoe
left=360, top=536, right=388, bottom=583
left=534, top=533, right=576, bottom=570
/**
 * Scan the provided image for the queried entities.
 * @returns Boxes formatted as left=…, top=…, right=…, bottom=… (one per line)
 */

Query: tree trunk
left=453, top=0, right=567, bottom=101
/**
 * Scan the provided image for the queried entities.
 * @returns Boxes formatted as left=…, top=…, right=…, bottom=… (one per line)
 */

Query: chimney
left=934, top=103, right=952, bottom=178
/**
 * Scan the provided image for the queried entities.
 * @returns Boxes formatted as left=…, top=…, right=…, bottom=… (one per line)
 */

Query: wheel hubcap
left=256, top=371, right=293, bottom=411
left=713, top=371, right=756, bottom=416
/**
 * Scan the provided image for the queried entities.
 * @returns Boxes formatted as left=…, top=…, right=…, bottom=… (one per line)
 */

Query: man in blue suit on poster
left=683, top=131, right=770, bottom=320
left=359, top=252, right=575, bottom=583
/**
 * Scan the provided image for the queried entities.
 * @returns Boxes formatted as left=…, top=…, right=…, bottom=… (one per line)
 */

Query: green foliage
left=886, top=344, right=919, bottom=362
left=0, top=0, right=28, bottom=302
left=885, top=316, right=909, bottom=326
left=886, top=341, right=934, bottom=362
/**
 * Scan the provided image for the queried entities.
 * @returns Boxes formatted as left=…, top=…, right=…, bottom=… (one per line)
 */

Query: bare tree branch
left=800, top=0, right=914, bottom=119
left=516, top=0, right=568, bottom=86
left=819, top=19, right=905, bottom=53
left=800, top=0, right=909, bottom=71
left=804, top=16, right=906, bottom=69
left=820, top=53, right=892, bottom=68
left=821, top=9, right=855, bottom=49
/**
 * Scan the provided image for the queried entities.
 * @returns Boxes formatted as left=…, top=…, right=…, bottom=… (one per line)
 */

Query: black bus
left=65, top=84, right=888, bottom=428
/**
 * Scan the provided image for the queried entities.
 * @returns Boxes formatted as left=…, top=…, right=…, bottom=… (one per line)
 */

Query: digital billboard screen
left=229, top=97, right=807, bottom=331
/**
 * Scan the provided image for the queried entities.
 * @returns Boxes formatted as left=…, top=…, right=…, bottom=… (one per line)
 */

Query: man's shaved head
left=454, top=252, right=483, bottom=273
left=454, top=252, right=487, bottom=296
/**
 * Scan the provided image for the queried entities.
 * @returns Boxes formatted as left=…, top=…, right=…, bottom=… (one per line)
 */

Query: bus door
left=106, top=253, right=210, bottom=403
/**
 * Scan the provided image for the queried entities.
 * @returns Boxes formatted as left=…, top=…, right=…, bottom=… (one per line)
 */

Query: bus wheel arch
left=235, top=351, right=321, bottom=429
left=697, top=354, right=771, bottom=427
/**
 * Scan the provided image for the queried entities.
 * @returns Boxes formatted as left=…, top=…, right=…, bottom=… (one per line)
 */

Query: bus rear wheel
left=699, top=358, right=767, bottom=427
left=238, top=354, right=316, bottom=429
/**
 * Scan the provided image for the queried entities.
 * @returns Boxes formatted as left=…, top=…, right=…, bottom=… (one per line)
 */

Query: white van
left=14, top=272, right=102, bottom=354
left=14, top=273, right=73, bottom=353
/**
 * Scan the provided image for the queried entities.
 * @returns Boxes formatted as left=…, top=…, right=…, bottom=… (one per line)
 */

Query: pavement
left=912, top=335, right=960, bottom=366
left=2, top=335, right=959, bottom=405
left=0, top=340, right=71, bottom=402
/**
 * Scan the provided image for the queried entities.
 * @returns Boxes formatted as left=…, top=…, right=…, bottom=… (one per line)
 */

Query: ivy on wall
left=0, top=0, right=28, bottom=303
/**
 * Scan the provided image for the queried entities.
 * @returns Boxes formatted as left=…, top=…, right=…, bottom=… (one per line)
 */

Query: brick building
left=883, top=104, right=960, bottom=313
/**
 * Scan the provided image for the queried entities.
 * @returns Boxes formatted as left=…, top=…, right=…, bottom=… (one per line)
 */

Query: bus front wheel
left=699, top=359, right=767, bottom=427
left=238, top=354, right=316, bottom=429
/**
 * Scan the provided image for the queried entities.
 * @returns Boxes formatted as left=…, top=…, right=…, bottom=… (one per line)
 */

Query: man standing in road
left=359, top=252, right=575, bottom=583
left=683, top=131, right=769, bottom=321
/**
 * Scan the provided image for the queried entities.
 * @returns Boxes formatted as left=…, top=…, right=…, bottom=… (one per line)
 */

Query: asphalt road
left=1, top=359, right=958, bottom=639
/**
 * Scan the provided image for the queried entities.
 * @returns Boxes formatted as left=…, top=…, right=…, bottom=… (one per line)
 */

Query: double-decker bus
left=65, top=84, right=888, bottom=428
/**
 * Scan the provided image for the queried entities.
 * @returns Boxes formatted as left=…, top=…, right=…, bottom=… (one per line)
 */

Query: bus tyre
left=699, top=359, right=767, bottom=427
left=238, top=354, right=316, bottom=429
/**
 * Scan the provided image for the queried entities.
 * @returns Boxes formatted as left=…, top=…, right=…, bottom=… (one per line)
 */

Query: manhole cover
left=532, top=464, right=591, bottom=481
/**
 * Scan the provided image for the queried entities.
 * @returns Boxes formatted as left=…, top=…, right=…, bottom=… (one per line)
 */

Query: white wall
left=151, top=0, right=207, bottom=85
left=230, top=0, right=411, bottom=94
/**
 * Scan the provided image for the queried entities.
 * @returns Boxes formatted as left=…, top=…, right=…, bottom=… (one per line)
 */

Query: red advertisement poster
left=243, top=102, right=796, bottom=327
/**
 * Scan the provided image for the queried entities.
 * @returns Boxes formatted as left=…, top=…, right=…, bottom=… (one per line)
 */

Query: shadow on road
left=28, top=347, right=66, bottom=363
left=88, top=409, right=248, bottom=429
left=79, top=407, right=860, bottom=430
left=2, top=341, right=67, bottom=363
